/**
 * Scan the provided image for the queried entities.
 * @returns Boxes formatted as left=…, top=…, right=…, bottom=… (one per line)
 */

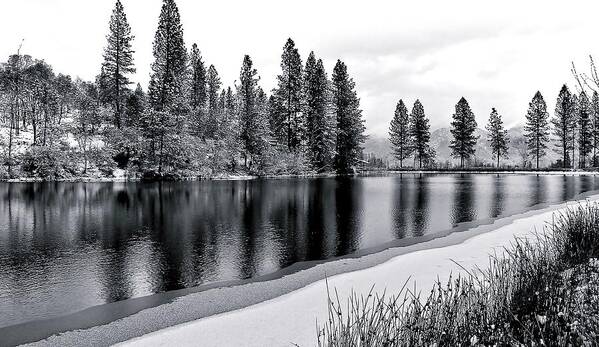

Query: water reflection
left=452, top=174, right=476, bottom=225
left=529, top=175, right=547, bottom=206
left=491, top=175, right=505, bottom=217
left=334, top=178, right=362, bottom=256
left=0, top=174, right=598, bottom=328
left=392, top=175, right=410, bottom=239
left=412, top=175, right=430, bottom=237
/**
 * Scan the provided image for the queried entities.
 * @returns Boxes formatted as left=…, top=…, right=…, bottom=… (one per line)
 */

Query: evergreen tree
left=578, top=91, right=593, bottom=168
left=524, top=91, right=550, bottom=169
left=592, top=91, right=599, bottom=166
left=271, top=38, right=304, bottom=150
left=570, top=94, right=580, bottom=168
left=189, top=43, right=206, bottom=108
left=225, top=86, right=236, bottom=124
left=331, top=60, right=365, bottom=174
left=148, top=0, right=188, bottom=113
left=485, top=108, right=509, bottom=168
left=388, top=99, right=412, bottom=168
left=552, top=84, right=575, bottom=168
left=449, top=97, right=478, bottom=168
left=125, top=83, right=145, bottom=127
left=237, top=55, right=264, bottom=166
left=304, top=52, right=334, bottom=172
left=206, top=64, right=221, bottom=138
left=189, top=43, right=207, bottom=135
left=101, top=0, right=135, bottom=129
left=409, top=99, right=431, bottom=169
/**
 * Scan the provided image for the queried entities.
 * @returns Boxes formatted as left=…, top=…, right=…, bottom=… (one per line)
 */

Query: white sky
left=1, top=0, right=598, bottom=136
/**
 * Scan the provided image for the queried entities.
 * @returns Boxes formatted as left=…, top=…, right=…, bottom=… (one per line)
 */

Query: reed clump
left=318, top=202, right=599, bottom=346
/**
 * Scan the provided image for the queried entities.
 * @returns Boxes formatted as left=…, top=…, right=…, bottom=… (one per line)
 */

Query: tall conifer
left=304, top=52, right=334, bottom=172
left=148, top=0, right=188, bottom=113
left=206, top=64, right=221, bottom=138
left=524, top=91, right=550, bottom=169
left=592, top=91, right=599, bottom=166
left=485, top=108, right=509, bottom=168
left=388, top=99, right=412, bottom=168
left=189, top=43, right=206, bottom=135
left=271, top=38, right=304, bottom=150
left=238, top=55, right=264, bottom=165
left=101, top=0, right=135, bottom=128
left=409, top=100, right=431, bottom=169
left=552, top=85, right=575, bottom=168
left=331, top=60, right=365, bottom=174
left=449, top=97, right=478, bottom=168
left=578, top=91, right=593, bottom=168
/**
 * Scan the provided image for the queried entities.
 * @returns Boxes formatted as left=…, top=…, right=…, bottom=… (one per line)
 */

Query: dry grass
left=317, top=202, right=599, bottom=346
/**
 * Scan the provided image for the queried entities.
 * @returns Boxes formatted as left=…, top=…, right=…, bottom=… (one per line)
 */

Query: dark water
left=0, top=174, right=598, bottom=328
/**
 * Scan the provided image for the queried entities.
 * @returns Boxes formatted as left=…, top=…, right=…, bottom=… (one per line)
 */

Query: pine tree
left=189, top=43, right=206, bottom=135
left=206, top=64, right=221, bottom=138
left=225, top=86, right=236, bottom=122
left=570, top=94, right=579, bottom=168
left=449, top=97, right=478, bottom=168
left=237, top=55, right=264, bottom=166
left=578, top=91, right=593, bottom=168
left=524, top=91, right=550, bottom=169
left=189, top=43, right=206, bottom=108
left=409, top=100, right=431, bottom=169
left=485, top=108, right=509, bottom=168
left=388, top=99, right=412, bottom=168
left=592, top=91, right=599, bottom=166
left=331, top=60, right=365, bottom=174
left=304, top=51, right=334, bottom=172
left=101, top=0, right=135, bottom=129
left=552, top=84, right=575, bottom=168
left=271, top=38, right=304, bottom=150
left=148, top=0, right=188, bottom=113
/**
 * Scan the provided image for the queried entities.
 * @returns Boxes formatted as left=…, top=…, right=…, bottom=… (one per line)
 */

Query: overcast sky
left=1, top=0, right=598, bottom=136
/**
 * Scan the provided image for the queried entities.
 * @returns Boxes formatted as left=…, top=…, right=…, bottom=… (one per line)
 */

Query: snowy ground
left=112, top=197, right=598, bottom=347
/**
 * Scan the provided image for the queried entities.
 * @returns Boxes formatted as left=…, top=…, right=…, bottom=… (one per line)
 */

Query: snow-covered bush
left=20, top=145, right=76, bottom=179
left=254, top=145, right=313, bottom=176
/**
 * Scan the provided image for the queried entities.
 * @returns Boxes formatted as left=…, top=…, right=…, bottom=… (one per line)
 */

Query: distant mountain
left=363, top=135, right=393, bottom=159
left=364, top=126, right=560, bottom=167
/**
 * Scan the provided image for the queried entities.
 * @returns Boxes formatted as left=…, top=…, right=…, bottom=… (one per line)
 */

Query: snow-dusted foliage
left=0, top=0, right=369, bottom=180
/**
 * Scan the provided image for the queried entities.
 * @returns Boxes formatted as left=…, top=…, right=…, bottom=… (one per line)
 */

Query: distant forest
left=388, top=61, right=599, bottom=170
left=0, top=0, right=365, bottom=180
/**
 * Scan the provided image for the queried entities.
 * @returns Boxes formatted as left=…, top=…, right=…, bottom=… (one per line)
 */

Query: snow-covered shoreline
left=18, top=193, right=598, bottom=347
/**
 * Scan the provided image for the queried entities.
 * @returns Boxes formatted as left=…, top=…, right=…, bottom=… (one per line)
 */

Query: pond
left=0, top=174, right=598, bottom=328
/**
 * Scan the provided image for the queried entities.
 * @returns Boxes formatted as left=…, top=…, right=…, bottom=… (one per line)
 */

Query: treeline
left=389, top=84, right=599, bottom=170
left=0, top=0, right=366, bottom=180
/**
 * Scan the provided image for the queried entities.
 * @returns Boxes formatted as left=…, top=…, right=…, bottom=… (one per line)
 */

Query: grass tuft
left=317, top=202, right=599, bottom=346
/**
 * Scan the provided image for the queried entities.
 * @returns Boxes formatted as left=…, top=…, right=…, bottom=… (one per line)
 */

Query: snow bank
left=118, top=199, right=595, bottom=347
